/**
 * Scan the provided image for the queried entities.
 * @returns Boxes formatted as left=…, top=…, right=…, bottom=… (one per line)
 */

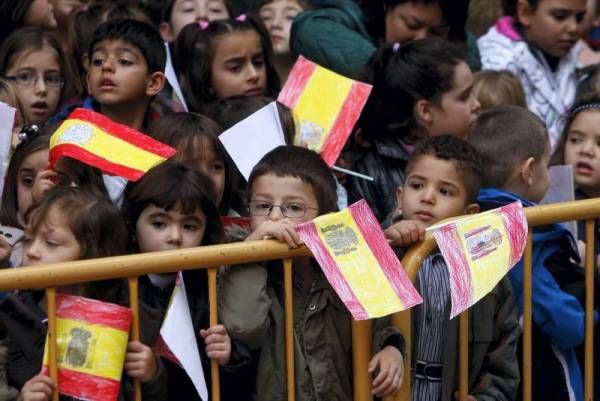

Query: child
left=0, top=78, right=25, bottom=150
left=348, top=38, right=480, bottom=222
left=219, top=146, right=405, bottom=400
left=0, top=186, right=168, bottom=401
left=255, top=0, right=308, bottom=82
left=84, top=19, right=167, bottom=132
left=384, top=135, right=520, bottom=401
left=472, top=70, right=527, bottom=111
left=0, top=27, right=69, bottom=126
left=121, top=161, right=252, bottom=401
left=470, top=106, right=587, bottom=401
left=0, top=0, right=56, bottom=45
left=147, top=112, right=242, bottom=215
left=159, top=0, right=232, bottom=43
left=174, top=16, right=280, bottom=113
left=478, top=0, right=588, bottom=151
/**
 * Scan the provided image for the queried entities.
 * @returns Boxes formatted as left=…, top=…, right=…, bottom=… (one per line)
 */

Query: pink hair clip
left=199, top=20, right=210, bottom=30
left=236, top=14, right=247, bottom=22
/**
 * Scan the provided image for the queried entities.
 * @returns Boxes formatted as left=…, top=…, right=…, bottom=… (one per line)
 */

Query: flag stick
left=331, top=165, right=374, bottom=181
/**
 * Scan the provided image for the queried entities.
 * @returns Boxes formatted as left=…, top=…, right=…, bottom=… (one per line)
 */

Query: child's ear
left=159, top=22, right=175, bottom=43
left=465, top=203, right=480, bottom=215
left=146, top=72, right=166, bottom=97
left=517, top=0, right=534, bottom=28
left=395, top=186, right=403, bottom=210
left=414, top=99, right=434, bottom=127
left=519, top=157, right=536, bottom=186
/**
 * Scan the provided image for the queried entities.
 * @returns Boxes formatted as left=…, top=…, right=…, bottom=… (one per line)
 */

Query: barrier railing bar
left=459, top=311, right=468, bottom=400
left=353, top=320, right=372, bottom=400
left=585, top=220, right=595, bottom=401
left=522, top=230, right=533, bottom=401
left=46, top=287, right=59, bottom=401
left=127, top=277, right=142, bottom=401
left=283, top=258, right=296, bottom=401
left=208, top=267, right=221, bottom=401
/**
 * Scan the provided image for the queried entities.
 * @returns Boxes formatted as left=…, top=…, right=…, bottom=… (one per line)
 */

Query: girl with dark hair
left=159, top=0, right=233, bottom=43
left=290, top=0, right=479, bottom=79
left=174, top=16, right=281, bottom=113
left=347, top=38, right=480, bottom=222
left=0, top=0, right=56, bottom=46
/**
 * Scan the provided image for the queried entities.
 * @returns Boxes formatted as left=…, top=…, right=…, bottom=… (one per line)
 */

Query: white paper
left=219, top=102, right=286, bottom=180
left=160, top=272, right=208, bottom=401
left=0, top=102, right=16, bottom=193
left=541, top=165, right=577, bottom=239
left=164, top=43, right=188, bottom=112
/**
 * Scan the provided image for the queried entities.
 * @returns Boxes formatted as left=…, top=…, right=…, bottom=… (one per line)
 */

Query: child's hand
left=200, top=324, right=231, bottom=366
left=125, top=341, right=158, bottom=383
left=31, top=170, right=58, bottom=205
left=21, top=374, right=56, bottom=401
left=453, top=391, right=477, bottom=401
left=368, top=345, right=404, bottom=397
left=245, top=220, right=303, bottom=248
left=0, top=236, right=11, bottom=267
left=384, top=220, right=427, bottom=247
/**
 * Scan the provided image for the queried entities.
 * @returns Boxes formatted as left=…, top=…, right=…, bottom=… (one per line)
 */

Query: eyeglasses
left=5, top=71, right=63, bottom=88
left=249, top=200, right=318, bottom=218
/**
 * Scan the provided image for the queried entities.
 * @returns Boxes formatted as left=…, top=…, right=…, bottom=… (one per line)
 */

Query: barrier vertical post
left=522, top=230, right=533, bottom=401
left=208, top=267, right=220, bottom=401
left=459, top=311, right=469, bottom=400
left=283, top=258, right=296, bottom=401
left=391, top=310, right=411, bottom=401
left=128, top=277, right=142, bottom=401
left=46, top=287, right=59, bottom=401
left=585, top=220, right=595, bottom=401
left=352, top=320, right=372, bottom=401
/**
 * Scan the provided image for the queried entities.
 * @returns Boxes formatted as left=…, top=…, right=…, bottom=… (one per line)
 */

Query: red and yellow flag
left=49, top=108, right=176, bottom=181
left=278, top=56, right=372, bottom=166
left=296, top=200, right=422, bottom=320
left=430, top=201, right=528, bottom=318
left=42, top=294, right=132, bottom=401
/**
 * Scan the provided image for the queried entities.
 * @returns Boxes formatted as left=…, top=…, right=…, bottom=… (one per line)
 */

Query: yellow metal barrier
left=0, top=198, right=598, bottom=401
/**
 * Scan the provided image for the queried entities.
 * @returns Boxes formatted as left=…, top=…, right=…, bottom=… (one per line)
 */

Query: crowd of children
left=0, top=0, right=598, bottom=400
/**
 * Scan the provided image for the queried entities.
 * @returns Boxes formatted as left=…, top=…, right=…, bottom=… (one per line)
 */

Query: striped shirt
left=411, top=254, right=450, bottom=401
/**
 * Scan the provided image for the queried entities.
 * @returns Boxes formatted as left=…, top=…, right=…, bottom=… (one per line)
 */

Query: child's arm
left=368, top=345, right=404, bottom=397
left=200, top=324, right=231, bottom=366
left=245, top=219, right=303, bottom=248
left=124, top=341, right=158, bottom=383
left=384, top=220, right=427, bottom=247
left=20, top=374, right=55, bottom=401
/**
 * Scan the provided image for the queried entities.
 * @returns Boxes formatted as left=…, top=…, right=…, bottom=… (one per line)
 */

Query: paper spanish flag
left=430, top=201, right=528, bottom=318
left=278, top=56, right=372, bottom=166
left=296, top=200, right=422, bottom=320
left=49, top=108, right=176, bottom=181
left=42, top=294, right=132, bottom=401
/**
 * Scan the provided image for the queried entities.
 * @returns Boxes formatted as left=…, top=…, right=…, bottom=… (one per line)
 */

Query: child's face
left=17, top=149, right=49, bottom=220
left=87, top=39, right=152, bottom=108
left=136, top=204, right=206, bottom=252
left=184, top=138, right=225, bottom=206
left=22, top=206, right=81, bottom=266
left=259, top=0, right=303, bottom=55
left=23, top=0, right=57, bottom=29
left=5, top=48, right=62, bottom=125
left=564, top=110, right=600, bottom=194
left=384, top=1, right=448, bottom=44
left=519, top=0, right=587, bottom=58
left=400, top=155, right=476, bottom=226
left=249, top=173, right=319, bottom=230
left=210, top=31, right=267, bottom=99
left=424, top=61, right=480, bottom=139
left=167, top=0, right=229, bottom=40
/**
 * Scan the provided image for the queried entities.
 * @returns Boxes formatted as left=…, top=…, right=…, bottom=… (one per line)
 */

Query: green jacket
left=290, top=0, right=481, bottom=78
left=219, top=260, right=404, bottom=401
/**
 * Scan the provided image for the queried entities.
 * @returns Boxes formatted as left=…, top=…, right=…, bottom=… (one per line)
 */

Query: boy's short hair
left=248, top=146, right=338, bottom=215
left=406, top=135, right=483, bottom=204
left=89, top=19, right=166, bottom=73
left=469, top=106, right=548, bottom=188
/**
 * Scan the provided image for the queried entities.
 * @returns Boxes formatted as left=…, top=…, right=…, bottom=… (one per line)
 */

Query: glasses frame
left=248, top=200, right=319, bottom=219
left=5, top=72, right=64, bottom=89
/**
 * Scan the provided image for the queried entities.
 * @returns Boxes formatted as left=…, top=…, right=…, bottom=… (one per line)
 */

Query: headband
left=571, top=102, right=600, bottom=117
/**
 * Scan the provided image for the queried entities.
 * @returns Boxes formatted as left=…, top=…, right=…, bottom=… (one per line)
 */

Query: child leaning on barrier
left=470, top=106, right=593, bottom=401
left=384, top=135, right=520, bottom=401
left=218, top=146, right=405, bottom=401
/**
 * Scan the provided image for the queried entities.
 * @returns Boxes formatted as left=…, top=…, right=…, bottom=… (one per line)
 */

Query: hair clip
left=392, top=42, right=401, bottom=53
left=199, top=20, right=210, bottom=30
left=17, top=124, right=39, bottom=143
left=236, top=14, right=247, bottom=22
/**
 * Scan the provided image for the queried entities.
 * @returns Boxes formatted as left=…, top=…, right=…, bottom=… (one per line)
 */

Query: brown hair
left=472, top=70, right=527, bottom=111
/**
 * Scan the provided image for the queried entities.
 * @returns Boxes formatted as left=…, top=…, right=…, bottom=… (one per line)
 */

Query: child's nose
left=24, top=241, right=41, bottom=264
left=167, top=226, right=183, bottom=245
left=247, top=65, right=260, bottom=81
left=268, top=205, right=285, bottom=221
left=580, top=140, right=595, bottom=155
left=421, top=188, right=436, bottom=204
left=33, top=76, right=47, bottom=95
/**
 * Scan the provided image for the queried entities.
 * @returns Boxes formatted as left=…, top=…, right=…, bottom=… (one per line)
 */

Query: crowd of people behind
left=0, top=0, right=598, bottom=400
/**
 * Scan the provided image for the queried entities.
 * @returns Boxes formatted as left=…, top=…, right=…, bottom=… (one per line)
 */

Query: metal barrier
left=0, top=198, right=598, bottom=401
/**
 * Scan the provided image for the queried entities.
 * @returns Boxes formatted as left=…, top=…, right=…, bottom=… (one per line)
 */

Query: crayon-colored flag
left=278, top=56, right=372, bottom=166
left=296, top=200, right=422, bottom=320
left=42, top=294, right=132, bottom=401
left=430, top=201, right=528, bottom=318
left=49, top=108, right=176, bottom=181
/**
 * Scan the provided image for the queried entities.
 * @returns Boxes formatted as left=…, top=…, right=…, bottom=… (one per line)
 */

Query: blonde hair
left=0, top=78, right=23, bottom=113
left=472, top=70, right=527, bottom=111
